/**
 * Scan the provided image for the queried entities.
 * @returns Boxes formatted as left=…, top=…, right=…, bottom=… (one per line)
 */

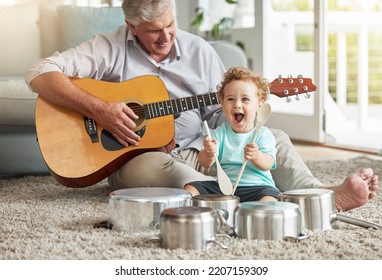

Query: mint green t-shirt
left=211, top=122, right=277, bottom=188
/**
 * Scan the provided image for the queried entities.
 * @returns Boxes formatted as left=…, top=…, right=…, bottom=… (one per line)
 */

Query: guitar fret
left=146, top=103, right=153, bottom=118
left=153, top=102, right=159, bottom=117
left=180, top=98, right=188, bottom=111
left=158, top=101, right=165, bottom=117
left=199, top=95, right=207, bottom=107
left=170, top=99, right=177, bottom=114
left=162, top=101, right=168, bottom=116
left=191, top=96, right=196, bottom=108
left=203, top=94, right=212, bottom=106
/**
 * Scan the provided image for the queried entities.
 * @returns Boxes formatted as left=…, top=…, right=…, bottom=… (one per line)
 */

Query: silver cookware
left=192, top=194, right=240, bottom=228
left=108, top=187, right=191, bottom=232
left=159, top=206, right=232, bottom=250
left=234, top=201, right=308, bottom=241
left=279, top=188, right=382, bottom=231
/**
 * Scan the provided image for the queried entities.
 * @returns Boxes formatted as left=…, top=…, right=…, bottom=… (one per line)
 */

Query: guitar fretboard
left=144, top=92, right=220, bottom=119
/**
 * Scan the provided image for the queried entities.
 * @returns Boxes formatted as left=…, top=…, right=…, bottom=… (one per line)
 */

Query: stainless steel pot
left=192, top=194, right=240, bottom=228
left=278, top=188, right=382, bottom=231
left=108, top=187, right=191, bottom=232
left=159, top=206, right=232, bottom=250
left=234, top=201, right=308, bottom=241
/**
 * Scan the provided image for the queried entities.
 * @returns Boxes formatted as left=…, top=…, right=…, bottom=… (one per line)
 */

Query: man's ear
left=126, top=20, right=137, bottom=35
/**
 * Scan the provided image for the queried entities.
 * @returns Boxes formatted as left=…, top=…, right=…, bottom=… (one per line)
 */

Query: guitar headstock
left=269, top=75, right=317, bottom=102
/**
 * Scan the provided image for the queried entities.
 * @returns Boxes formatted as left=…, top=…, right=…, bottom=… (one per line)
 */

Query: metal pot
left=192, top=194, right=240, bottom=228
left=159, top=206, right=232, bottom=250
left=108, top=187, right=191, bottom=232
left=278, top=188, right=382, bottom=231
left=234, top=201, right=308, bottom=241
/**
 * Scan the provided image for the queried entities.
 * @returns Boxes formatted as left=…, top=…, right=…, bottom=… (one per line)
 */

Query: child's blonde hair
left=217, top=67, right=269, bottom=104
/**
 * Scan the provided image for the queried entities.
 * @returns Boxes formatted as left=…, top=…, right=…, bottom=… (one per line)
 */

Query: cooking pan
left=233, top=201, right=308, bottom=241
left=108, top=187, right=191, bottom=232
left=278, top=188, right=382, bottom=231
left=159, top=206, right=233, bottom=250
left=192, top=194, right=239, bottom=229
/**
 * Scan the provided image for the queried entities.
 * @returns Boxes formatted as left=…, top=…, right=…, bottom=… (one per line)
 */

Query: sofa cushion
left=0, top=4, right=41, bottom=76
left=39, top=4, right=60, bottom=57
left=57, top=6, right=125, bottom=51
left=0, top=77, right=37, bottom=126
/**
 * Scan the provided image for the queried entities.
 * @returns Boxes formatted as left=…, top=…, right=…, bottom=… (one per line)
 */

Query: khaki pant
left=108, top=129, right=323, bottom=191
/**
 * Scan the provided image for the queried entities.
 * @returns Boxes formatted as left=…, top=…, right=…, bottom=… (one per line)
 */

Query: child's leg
left=259, top=195, right=278, bottom=202
left=184, top=184, right=200, bottom=196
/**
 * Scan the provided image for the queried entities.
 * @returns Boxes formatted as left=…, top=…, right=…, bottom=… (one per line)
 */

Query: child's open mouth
left=234, top=113, right=244, bottom=123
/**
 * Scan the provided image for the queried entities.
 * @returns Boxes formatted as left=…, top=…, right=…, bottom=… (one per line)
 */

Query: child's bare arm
left=244, top=143, right=275, bottom=171
left=198, top=137, right=217, bottom=168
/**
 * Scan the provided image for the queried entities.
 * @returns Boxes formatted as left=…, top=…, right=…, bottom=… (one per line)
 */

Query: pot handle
left=332, top=213, right=382, bottom=230
left=215, top=209, right=230, bottom=230
left=206, top=234, right=233, bottom=249
left=283, top=232, right=310, bottom=242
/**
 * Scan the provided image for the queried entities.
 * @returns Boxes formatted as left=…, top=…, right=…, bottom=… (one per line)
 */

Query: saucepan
left=158, top=206, right=233, bottom=251
left=108, top=187, right=191, bottom=232
left=278, top=188, right=382, bottom=231
left=233, top=201, right=309, bottom=241
left=192, top=194, right=240, bottom=231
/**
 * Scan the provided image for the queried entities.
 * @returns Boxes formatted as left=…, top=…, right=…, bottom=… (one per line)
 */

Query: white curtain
left=0, top=0, right=122, bottom=6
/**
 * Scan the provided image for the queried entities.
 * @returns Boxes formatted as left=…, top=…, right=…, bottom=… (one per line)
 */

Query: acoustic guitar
left=35, top=75, right=316, bottom=187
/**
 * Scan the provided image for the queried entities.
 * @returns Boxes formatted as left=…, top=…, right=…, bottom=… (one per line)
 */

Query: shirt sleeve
left=25, top=27, right=126, bottom=87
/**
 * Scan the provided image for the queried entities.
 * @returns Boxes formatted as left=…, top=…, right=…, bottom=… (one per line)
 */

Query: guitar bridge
left=84, top=117, right=99, bottom=143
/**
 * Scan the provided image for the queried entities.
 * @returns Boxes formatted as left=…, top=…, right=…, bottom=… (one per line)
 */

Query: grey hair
left=122, top=0, right=175, bottom=26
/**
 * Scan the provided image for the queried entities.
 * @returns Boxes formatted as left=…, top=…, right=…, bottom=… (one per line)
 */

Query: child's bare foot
left=323, top=168, right=378, bottom=211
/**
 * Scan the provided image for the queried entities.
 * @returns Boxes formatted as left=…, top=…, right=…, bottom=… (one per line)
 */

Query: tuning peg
left=286, top=96, right=291, bottom=103
left=295, top=95, right=300, bottom=101
left=297, top=74, right=303, bottom=78
left=305, top=92, right=311, bottom=98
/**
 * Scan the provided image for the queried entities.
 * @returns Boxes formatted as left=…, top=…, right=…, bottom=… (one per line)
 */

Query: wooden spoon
left=203, top=121, right=233, bottom=195
left=231, top=103, right=272, bottom=195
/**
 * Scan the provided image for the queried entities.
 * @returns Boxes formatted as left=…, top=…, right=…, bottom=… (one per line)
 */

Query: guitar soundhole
left=127, top=102, right=146, bottom=129
left=100, top=102, right=147, bottom=151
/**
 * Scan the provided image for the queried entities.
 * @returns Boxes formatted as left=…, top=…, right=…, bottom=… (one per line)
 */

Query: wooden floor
left=293, top=141, right=382, bottom=162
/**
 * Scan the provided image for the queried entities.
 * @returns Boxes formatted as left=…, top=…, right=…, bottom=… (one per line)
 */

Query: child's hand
left=204, top=136, right=217, bottom=158
left=244, top=142, right=260, bottom=161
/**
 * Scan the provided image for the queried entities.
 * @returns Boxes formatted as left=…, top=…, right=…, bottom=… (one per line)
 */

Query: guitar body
left=35, top=76, right=174, bottom=187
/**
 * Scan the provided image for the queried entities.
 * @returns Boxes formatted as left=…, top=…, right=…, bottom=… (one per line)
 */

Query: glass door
left=243, top=0, right=326, bottom=143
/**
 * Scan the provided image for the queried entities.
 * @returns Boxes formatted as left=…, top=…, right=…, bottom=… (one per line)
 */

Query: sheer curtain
left=0, top=0, right=122, bottom=6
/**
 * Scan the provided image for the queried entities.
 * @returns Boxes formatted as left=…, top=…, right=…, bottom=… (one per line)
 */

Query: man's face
left=127, top=6, right=176, bottom=62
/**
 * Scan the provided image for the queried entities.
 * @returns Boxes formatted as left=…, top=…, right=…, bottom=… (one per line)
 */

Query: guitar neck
left=143, top=76, right=317, bottom=119
left=144, top=91, right=220, bottom=119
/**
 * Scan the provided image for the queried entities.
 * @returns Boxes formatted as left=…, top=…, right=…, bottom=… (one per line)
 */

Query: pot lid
left=109, top=187, right=191, bottom=202
left=161, top=206, right=213, bottom=217
left=193, top=193, right=239, bottom=201
left=237, top=201, right=300, bottom=213
left=281, top=188, right=333, bottom=197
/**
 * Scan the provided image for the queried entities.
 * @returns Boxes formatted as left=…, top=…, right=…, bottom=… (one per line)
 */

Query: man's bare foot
left=323, top=168, right=378, bottom=211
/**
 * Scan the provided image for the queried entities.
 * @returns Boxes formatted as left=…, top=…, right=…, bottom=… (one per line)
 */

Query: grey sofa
left=0, top=4, right=247, bottom=178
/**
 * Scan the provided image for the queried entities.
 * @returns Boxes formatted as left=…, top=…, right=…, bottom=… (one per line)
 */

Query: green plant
left=191, top=0, right=237, bottom=40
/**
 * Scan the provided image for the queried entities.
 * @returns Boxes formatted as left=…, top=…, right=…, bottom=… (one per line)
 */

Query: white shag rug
left=0, top=156, right=381, bottom=260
